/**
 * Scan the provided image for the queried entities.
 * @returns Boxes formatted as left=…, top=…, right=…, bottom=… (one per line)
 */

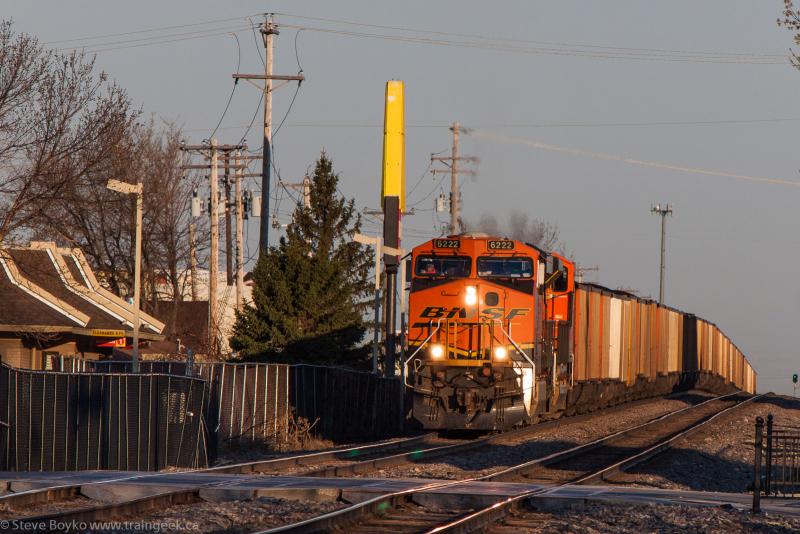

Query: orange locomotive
left=405, top=233, right=573, bottom=430
left=405, top=233, right=757, bottom=431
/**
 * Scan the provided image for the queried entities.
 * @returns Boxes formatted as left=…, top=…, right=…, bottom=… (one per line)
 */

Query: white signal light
left=494, top=346, right=508, bottom=360
left=430, top=344, right=444, bottom=359
left=465, top=286, right=478, bottom=306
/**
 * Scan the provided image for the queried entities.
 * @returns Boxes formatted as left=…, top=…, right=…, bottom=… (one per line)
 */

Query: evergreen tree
left=230, top=152, right=374, bottom=366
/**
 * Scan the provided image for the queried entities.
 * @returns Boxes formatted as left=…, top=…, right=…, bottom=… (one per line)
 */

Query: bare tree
left=0, top=21, right=209, bottom=348
left=779, top=1, right=800, bottom=69
left=0, top=21, right=134, bottom=244
left=37, top=120, right=207, bottom=312
left=138, top=122, right=208, bottom=317
left=463, top=210, right=561, bottom=251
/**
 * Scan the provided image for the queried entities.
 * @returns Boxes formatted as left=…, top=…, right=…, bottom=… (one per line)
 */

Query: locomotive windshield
left=477, top=256, right=533, bottom=278
left=415, top=255, right=471, bottom=278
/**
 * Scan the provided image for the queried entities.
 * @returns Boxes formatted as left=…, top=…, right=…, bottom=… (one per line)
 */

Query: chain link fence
left=0, top=363, right=207, bottom=471
left=290, top=365, right=404, bottom=442
left=58, top=359, right=404, bottom=458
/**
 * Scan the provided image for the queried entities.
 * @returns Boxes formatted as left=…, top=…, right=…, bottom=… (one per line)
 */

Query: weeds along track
left=263, top=392, right=759, bottom=534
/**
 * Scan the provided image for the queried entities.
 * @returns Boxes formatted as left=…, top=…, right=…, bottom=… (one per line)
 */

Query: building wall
left=158, top=270, right=254, bottom=355
left=0, top=338, right=89, bottom=370
left=0, top=338, right=30, bottom=368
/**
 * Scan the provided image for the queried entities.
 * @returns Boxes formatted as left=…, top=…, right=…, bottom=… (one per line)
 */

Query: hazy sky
left=7, top=1, right=800, bottom=393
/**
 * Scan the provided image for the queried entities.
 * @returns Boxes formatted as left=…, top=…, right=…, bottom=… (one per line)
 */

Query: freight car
left=405, top=233, right=756, bottom=430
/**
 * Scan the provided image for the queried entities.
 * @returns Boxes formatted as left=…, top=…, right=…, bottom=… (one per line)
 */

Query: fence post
left=753, top=416, right=763, bottom=513
left=765, top=414, right=773, bottom=495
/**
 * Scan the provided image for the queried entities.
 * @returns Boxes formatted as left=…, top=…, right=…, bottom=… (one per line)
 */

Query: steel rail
left=300, top=392, right=699, bottom=478
left=262, top=392, right=758, bottom=534
left=575, top=391, right=763, bottom=485
left=427, top=392, right=765, bottom=534
left=1, top=398, right=636, bottom=520
left=4, top=391, right=728, bottom=531
left=480, top=391, right=742, bottom=482
left=0, top=433, right=432, bottom=509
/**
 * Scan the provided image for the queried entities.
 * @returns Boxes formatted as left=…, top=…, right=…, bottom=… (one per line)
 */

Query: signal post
left=381, top=80, right=405, bottom=378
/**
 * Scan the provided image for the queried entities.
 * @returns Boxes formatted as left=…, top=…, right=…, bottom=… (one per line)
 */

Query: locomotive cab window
left=477, top=257, right=533, bottom=278
left=553, top=269, right=569, bottom=292
left=415, top=256, right=471, bottom=278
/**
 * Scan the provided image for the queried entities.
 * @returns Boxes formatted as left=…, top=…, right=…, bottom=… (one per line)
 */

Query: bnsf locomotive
left=405, top=233, right=756, bottom=430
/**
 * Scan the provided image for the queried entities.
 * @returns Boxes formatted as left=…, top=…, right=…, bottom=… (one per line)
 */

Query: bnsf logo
left=418, top=306, right=529, bottom=320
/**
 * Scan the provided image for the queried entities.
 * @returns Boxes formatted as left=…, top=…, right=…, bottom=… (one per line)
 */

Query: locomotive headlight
left=464, top=286, right=478, bottom=306
left=493, top=346, right=508, bottom=361
left=430, top=344, right=444, bottom=359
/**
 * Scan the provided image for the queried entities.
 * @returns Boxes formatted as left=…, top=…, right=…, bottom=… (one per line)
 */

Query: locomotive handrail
left=403, top=319, right=444, bottom=388
left=496, top=320, right=536, bottom=369
left=404, top=318, right=444, bottom=366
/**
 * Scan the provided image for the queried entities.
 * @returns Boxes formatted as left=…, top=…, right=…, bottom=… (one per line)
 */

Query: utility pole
left=234, top=150, right=245, bottom=309
left=209, top=139, right=219, bottom=356
left=189, top=219, right=198, bottom=301
left=281, top=175, right=312, bottom=208
left=575, top=265, right=599, bottom=283
left=224, top=153, right=234, bottom=286
left=232, top=14, right=305, bottom=256
left=651, top=203, right=673, bottom=304
left=450, top=123, right=459, bottom=234
left=180, top=141, right=253, bottom=353
left=431, top=122, right=477, bottom=235
left=261, top=16, right=276, bottom=256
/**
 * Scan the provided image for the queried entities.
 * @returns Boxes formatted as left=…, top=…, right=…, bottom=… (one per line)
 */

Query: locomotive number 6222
left=487, top=240, right=514, bottom=250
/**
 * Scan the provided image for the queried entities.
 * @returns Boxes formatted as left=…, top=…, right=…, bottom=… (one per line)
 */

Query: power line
left=248, top=16, right=265, bottom=66
left=472, top=130, right=800, bottom=188
left=238, top=93, right=263, bottom=146
left=272, top=81, right=302, bottom=139
left=183, top=115, right=800, bottom=133
left=209, top=34, right=242, bottom=140
left=293, top=29, right=305, bottom=71
left=45, top=14, right=260, bottom=45
left=276, top=12, right=786, bottom=60
left=278, top=23, right=786, bottom=65
left=406, top=158, right=437, bottom=197
left=42, top=11, right=788, bottom=63
left=410, top=173, right=447, bottom=208
left=56, top=23, right=256, bottom=53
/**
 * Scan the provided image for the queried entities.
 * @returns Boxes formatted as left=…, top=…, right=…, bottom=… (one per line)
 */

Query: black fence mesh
left=44, top=359, right=404, bottom=462
left=289, top=365, right=404, bottom=443
left=0, top=364, right=206, bottom=472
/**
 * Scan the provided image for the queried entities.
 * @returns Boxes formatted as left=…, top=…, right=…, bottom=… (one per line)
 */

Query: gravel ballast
left=371, top=392, right=713, bottom=480
left=611, top=394, right=800, bottom=492
left=73, top=497, right=345, bottom=533
left=492, top=502, right=800, bottom=533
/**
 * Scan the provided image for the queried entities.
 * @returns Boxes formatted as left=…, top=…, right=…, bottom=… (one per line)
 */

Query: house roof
left=0, top=242, right=165, bottom=339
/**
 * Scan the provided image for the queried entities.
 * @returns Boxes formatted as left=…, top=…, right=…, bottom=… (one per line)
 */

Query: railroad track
left=263, top=392, right=760, bottom=534
left=0, top=391, right=728, bottom=532
left=0, top=433, right=435, bottom=513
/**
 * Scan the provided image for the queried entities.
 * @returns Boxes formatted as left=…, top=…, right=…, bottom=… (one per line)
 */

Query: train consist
left=405, top=233, right=756, bottom=430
